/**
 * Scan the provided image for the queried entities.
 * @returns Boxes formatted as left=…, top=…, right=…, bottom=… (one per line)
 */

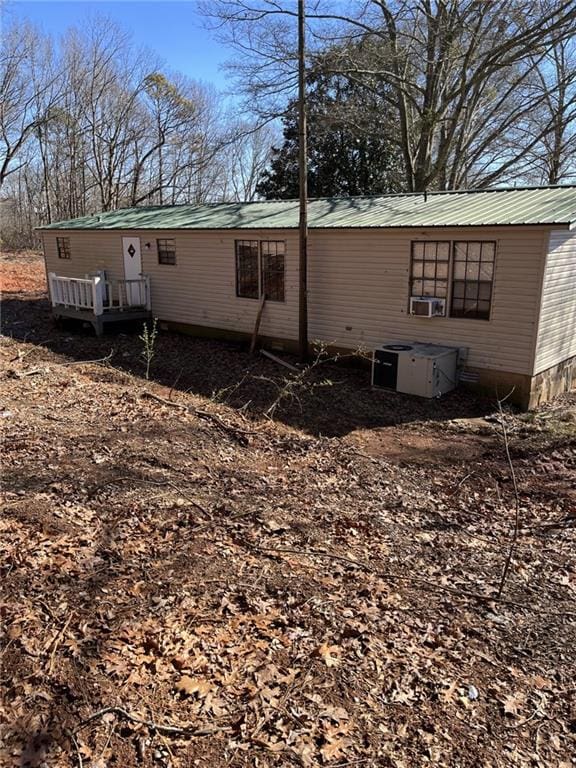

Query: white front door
left=122, top=237, right=142, bottom=305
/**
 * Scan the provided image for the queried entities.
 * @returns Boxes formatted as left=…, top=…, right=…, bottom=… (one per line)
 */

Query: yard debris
left=1, top=257, right=575, bottom=767
left=468, top=685, right=480, bottom=701
left=260, top=348, right=300, bottom=371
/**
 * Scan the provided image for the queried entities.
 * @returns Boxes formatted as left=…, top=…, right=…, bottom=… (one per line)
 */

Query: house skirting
left=158, top=320, right=298, bottom=353
left=528, top=356, right=576, bottom=409
left=461, top=357, right=576, bottom=410
left=158, top=319, right=575, bottom=411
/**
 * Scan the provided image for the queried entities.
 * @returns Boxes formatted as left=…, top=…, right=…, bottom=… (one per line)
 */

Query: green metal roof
left=39, top=186, right=576, bottom=231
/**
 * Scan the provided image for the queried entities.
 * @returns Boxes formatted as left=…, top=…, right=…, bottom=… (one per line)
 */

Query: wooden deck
left=48, top=272, right=152, bottom=335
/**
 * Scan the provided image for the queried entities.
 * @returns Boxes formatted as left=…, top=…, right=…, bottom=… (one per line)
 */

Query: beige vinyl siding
left=43, top=229, right=299, bottom=342
left=141, top=229, right=298, bottom=340
left=533, top=229, right=576, bottom=374
left=308, top=227, right=548, bottom=375
left=44, top=230, right=126, bottom=282
left=43, top=224, right=551, bottom=375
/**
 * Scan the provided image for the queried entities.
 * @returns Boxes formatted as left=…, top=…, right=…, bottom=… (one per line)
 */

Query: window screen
left=410, top=241, right=450, bottom=299
left=235, top=240, right=259, bottom=298
left=260, top=241, right=285, bottom=302
left=450, top=241, right=495, bottom=320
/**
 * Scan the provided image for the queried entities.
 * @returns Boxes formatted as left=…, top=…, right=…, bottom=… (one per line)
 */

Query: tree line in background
left=2, top=1, right=576, bottom=249
left=0, top=14, right=275, bottom=247
left=212, top=0, right=576, bottom=197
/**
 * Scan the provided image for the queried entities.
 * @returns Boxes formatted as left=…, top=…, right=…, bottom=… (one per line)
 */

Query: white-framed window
left=451, top=241, right=496, bottom=320
left=410, top=239, right=496, bottom=320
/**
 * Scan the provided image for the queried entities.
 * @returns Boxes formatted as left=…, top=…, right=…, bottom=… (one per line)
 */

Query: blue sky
left=7, top=1, right=233, bottom=91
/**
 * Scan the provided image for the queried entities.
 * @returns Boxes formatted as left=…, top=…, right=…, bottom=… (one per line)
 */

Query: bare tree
left=1, top=13, right=241, bottom=247
left=132, top=72, right=200, bottom=205
left=204, top=0, right=576, bottom=190
left=0, top=20, right=62, bottom=188
left=526, top=35, right=576, bottom=184
left=218, top=120, right=277, bottom=200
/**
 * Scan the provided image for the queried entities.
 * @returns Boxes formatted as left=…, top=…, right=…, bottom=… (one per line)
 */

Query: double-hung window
left=450, top=241, right=495, bottom=320
left=57, top=237, right=71, bottom=260
left=410, top=240, right=496, bottom=320
left=235, top=240, right=259, bottom=299
left=235, top=240, right=285, bottom=302
left=410, top=241, right=450, bottom=299
left=157, top=238, right=176, bottom=265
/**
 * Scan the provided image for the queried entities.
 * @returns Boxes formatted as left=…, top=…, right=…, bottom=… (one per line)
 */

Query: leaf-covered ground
left=1, top=255, right=575, bottom=767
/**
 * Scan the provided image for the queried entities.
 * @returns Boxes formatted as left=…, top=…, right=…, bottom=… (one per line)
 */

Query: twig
left=505, top=706, right=543, bottom=730
left=141, top=390, right=255, bottom=442
left=57, top=351, right=114, bottom=367
left=142, top=390, right=187, bottom=410
left=47, top=613, right=74, bottom=675
left=258, top=546, right=534, bottom=606
left=130, top=477, right=211, bottom=518
left=193, top=408, right=254, bottom=439
left=496, top=389, right=522, bottom=599
left=66, top=729, right=84, bottom=768
left=448, top=471, right=475, bottom=495
left=88, top=475, right=210, bottom=517
left=13, top=368, right=43, bottom=378
left=74, top=706, right=232, bottom=738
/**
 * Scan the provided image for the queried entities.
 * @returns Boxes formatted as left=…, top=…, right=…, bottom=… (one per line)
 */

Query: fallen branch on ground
left=260, top=349, right=300, bottom=372
left=141, top=390, right=256, bottom=443
left=257, top=546, right=573, bottom=612
left=57, top=351, right=114, bottom=367
left=46, top=613, right=75, bottom=675
left=12, top=368, right=43, bottom=378
left=74, top=706, right=233, bottom=738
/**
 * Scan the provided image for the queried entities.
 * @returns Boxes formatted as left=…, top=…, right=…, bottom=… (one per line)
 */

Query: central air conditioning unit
left=410, top=297, right=446, bottom=317
left=372, top=342, right=459, bottom=398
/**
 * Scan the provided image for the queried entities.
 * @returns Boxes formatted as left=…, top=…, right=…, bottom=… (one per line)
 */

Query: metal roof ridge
left=284, top=184, right=576, bottom=203
left=72, top=185, right=576, bottom=216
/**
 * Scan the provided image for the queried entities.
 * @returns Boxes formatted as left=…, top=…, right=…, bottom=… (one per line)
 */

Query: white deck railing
left=48, top=273, right=151, bottom=316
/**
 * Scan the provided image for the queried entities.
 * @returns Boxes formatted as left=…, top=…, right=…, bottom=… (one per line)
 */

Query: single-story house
left=39, top=185, right=576, bottom=409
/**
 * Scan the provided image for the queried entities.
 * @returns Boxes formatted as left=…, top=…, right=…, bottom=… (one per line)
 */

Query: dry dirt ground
left=1, top=253, right=575, bottom=768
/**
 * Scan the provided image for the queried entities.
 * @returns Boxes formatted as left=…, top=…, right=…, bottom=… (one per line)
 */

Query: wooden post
left=92, top=276, right=103, bottom=316
left=145, top=275, right=152, bottom=310
left=298, top=0, right=308, bottom=364
left=48, top=273, right=56, bottom=306
left=250, top=293, right=267, bottom=355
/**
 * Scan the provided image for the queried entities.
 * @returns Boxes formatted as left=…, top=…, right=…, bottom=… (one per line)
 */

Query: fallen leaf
left=502, top=693, right=523, bottom=716
left=175, top=676, right=213, bottom=698
left=320, top=736, right=351, bottom=761
left=315, top=643, right=341, bottom=668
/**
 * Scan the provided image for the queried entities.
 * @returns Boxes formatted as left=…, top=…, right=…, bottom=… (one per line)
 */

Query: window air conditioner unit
left=410, top=297, right=446, bottom=317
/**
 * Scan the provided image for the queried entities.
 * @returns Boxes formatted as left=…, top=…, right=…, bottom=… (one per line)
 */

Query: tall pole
left=298, top=0, right=308, bottom=363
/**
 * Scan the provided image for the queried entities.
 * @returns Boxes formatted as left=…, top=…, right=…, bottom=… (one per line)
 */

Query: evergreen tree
left=257, top=68, right=405, bottom=199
